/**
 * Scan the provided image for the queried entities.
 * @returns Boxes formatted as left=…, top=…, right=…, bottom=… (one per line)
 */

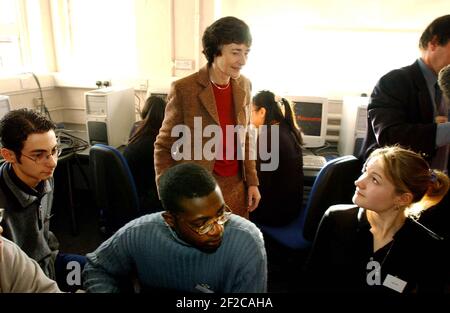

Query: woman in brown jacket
left=154, top=16, right=260, bottom=218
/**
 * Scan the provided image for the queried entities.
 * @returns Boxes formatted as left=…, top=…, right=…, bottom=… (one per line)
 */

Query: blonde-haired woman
left=307, top=146, right=449, bottom=293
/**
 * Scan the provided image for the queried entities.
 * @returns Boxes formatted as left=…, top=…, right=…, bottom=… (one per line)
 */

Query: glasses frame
left=21, top=146, right=62, bottom=164
left=180, top=204, right=232, bottom=236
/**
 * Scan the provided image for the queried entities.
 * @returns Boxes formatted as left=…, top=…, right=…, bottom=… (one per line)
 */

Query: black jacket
left=251, top=121, right=303, bottom=226
left=360, top=60, right=438, bottom=165
left=123, top=129, right=163, bottom=214
left=306, top=205, right=448, bottom=293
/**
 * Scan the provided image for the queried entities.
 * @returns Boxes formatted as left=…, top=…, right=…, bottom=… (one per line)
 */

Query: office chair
left=89, top=144, right=139, bottom=235
left=257, top=155, right=362, bottom=250
left=302, top=155, right=362, bottom=242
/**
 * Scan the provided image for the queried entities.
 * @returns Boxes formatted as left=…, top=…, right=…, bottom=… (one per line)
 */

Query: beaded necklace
left=210, top=79, right=230, bottom=90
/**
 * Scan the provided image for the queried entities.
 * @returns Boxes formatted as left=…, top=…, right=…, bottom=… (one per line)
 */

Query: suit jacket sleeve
left=368, top=69, right=437, bottom=155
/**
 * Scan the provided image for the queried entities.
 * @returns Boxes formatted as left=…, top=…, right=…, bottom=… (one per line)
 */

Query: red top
left=212, top=82, right=239, bottom=177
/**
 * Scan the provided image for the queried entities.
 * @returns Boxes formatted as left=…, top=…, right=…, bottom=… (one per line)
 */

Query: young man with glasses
left=0, top=109, right=85, bottom=292
left=83, top=163, right=267, bottom=293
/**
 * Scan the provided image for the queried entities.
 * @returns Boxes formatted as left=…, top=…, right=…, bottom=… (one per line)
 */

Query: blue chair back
left=258, top=155, right=362, bottom=250
left=302, top=155, right=362, bottom=242
left=89, top=144, right=139, bottom=234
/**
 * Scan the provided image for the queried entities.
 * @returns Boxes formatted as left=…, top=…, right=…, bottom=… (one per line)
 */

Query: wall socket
left=95, top=80, right=112, bottom=88
left=174, top=59, right=194, bottom=70
left=138, top=79, right=148, bottom=91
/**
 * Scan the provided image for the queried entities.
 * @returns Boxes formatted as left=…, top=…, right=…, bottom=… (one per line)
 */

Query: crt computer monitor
left=286, top=96, right=328, bottom=148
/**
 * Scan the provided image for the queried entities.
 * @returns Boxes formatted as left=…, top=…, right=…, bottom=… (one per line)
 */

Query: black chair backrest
left=302, top=155, right=362, bottom=242
left=89, top=144, right=139, bottom=234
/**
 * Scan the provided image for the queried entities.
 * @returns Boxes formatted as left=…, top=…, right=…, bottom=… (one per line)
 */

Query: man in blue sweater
left=83, top=163, right=267, bottom=293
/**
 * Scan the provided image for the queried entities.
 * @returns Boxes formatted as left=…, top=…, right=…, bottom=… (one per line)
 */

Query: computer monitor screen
left=286, top=96, right=328, bottom=148
left=0, top=95, right=11, bottom=120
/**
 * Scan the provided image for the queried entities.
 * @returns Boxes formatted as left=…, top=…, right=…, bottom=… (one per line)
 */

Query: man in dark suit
left=360, top=15, right=450, bottom=238
left=361, top=15, right=450, bottom=167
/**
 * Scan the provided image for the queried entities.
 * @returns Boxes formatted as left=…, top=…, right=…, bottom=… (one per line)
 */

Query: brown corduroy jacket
left=154, top=65, right=259, bottom=187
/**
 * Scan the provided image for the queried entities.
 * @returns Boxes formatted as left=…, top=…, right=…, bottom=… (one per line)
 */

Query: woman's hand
left=247, top=186, right=261, bottom=212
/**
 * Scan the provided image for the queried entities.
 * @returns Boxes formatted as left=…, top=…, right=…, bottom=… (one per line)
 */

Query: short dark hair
left=159, top=163, right=217, bottom=213
left=202, top=16, right=252, bottom=65
left=0, top=109, right=56, bottom=158
left=419, top=15, right=450, bottom=50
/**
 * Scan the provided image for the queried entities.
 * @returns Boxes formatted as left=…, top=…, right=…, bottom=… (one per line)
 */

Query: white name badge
left=382, top=274, right=407, bottom=293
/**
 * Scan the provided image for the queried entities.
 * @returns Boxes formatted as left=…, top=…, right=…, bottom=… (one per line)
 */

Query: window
left=0, top=0, right=22, bottom=73
left=0, top=0, right=56, bottom=74
left=55, top=0, right=137, bottom=77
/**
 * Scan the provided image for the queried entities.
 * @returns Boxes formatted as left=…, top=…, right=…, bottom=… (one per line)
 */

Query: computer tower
left=85, top=87, right=135, bottom=147
left=338, top=96, right=369, bottom=156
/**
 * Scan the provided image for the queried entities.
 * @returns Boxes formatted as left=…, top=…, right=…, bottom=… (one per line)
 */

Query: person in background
left=250, top=90, right=303, bottom=226
left=307, top=146, right=449, bottom=293
left=83, top=163, right=267, bottom=293
left=360, top=15, right=450, bottom=169
left=0, top=109, right=85, bottom=292
left=438, top=64, right=450, bottom=101
left=129, top=95, right=165, bottom=139
left=359, top=14, right=450, bottom=239
left=0, top=225, right=61, bottom=293
left=124, top=96, right=166, bottom=214
left=154, top=16, right=260, bottom=218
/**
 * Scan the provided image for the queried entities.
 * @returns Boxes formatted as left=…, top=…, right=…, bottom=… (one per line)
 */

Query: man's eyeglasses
left=21, top=146, right=62, bottom=164
left=182, top=204, right=232, bottom=235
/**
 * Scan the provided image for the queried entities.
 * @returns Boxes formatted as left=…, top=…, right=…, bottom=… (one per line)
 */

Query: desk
left=57, top=124, right=127, bottom=235
left=57, top=124, right=90, bottom=235
left=302, top=145, right=340, bottom=178
left=302, top=145, right=340, bottom=208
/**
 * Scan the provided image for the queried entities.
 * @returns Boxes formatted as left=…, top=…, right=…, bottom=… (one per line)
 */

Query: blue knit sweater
left=83, top=212, right=267, bottom=293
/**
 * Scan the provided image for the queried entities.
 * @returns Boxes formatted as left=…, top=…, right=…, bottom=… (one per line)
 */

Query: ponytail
left=406, top=169, right=450, bottom=218
left=280, top=98, right=303, bottom=147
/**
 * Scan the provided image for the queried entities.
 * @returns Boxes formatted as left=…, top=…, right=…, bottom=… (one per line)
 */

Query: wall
left=220, top=0, right=449, bottom=98
left=0, top=74, right=64, bottom=122
left=1, top=1, right=449, bottom=125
